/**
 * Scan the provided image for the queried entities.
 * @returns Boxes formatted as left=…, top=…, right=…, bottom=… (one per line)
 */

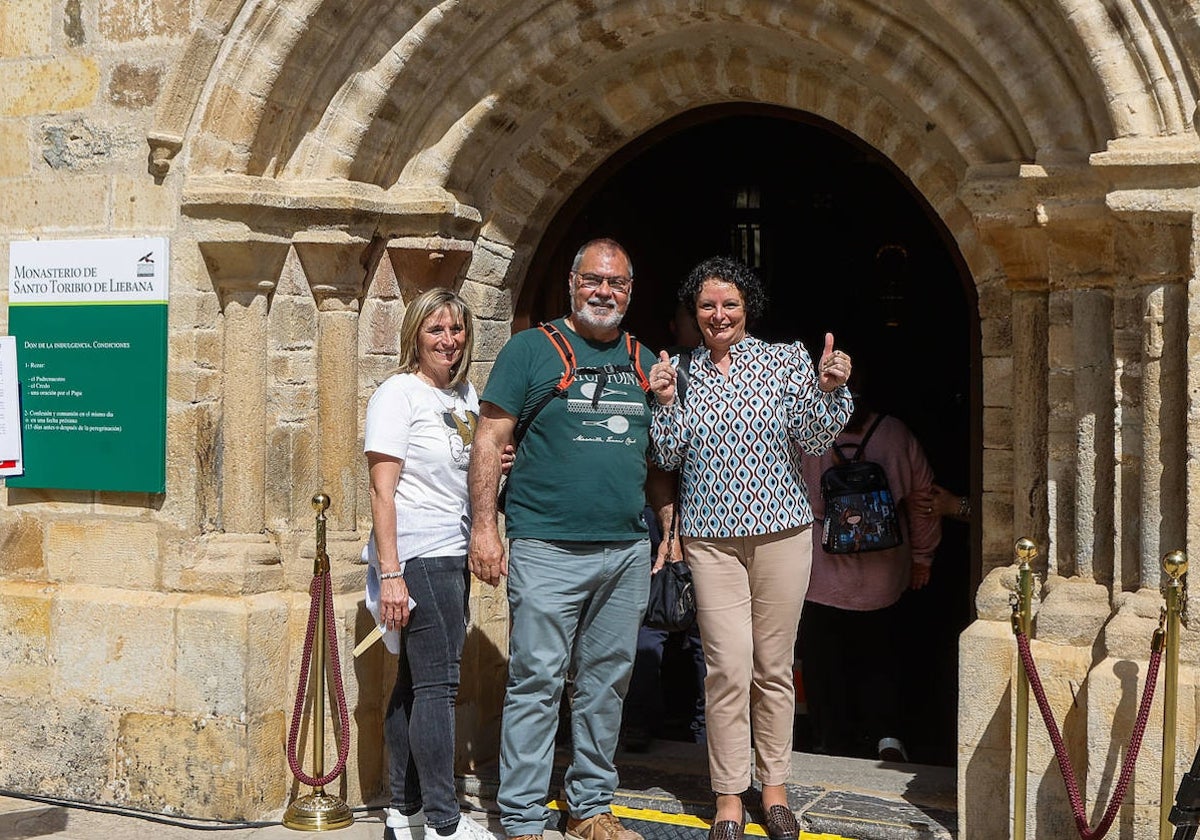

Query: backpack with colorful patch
left=820, top=413, right=903, bottom=554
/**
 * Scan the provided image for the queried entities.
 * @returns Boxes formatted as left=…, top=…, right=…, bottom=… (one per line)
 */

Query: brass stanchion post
left=1010, top=537, right=1037, bottom=840
left=284, top=494, right=353, bottom=831
left=1161, top=551, right=1187, bottom=840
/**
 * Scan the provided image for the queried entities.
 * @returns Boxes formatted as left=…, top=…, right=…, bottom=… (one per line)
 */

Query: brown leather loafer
left=706, top=816, right=744, bottom=840
left=763, top=805, right=799, bottom=840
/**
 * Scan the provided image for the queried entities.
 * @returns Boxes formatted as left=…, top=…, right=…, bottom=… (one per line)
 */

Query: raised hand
left=650, top=350, right=678, bottom=405
left=817, top=332, right=851, bottom=392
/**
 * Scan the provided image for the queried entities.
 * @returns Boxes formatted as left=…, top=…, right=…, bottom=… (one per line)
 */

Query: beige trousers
left=684, top=526, right=811, bottom=793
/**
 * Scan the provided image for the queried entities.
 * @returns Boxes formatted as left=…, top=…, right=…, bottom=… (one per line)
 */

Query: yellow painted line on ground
left=545, top=801, right=856, bottom=840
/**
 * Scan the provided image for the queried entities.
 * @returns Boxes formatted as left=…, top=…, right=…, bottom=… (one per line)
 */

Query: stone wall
left=0, top=0, right=393, bottom=817
left=1, top=0, right=1200, bottom=834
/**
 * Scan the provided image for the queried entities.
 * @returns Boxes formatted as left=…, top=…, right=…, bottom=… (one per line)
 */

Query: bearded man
left=468, top=238, right=673, bottom=840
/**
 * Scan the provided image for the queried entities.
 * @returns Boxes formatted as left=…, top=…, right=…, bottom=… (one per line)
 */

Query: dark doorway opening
left=521, top=106, right=978, bottom=767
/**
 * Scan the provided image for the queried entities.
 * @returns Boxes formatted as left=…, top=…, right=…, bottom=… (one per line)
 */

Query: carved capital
left=292, top=231, right=372, bottom=312
left=961, top=164, right=1110, bottom=289
left=386, top=236, right=475, bottom=296
left=198, top=237, right=290, bottom=308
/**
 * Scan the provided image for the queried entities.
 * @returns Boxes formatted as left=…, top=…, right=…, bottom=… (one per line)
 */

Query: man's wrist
left=957, top=496, right=971, bottom=518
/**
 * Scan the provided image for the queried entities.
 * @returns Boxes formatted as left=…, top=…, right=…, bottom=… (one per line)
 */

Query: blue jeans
left=385, top=555, right=470, bottom=830
left=498, top=539, right=650, bottom=836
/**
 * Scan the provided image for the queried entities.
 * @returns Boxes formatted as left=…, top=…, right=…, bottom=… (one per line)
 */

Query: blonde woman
left=364, top=287, right=494, bottom=840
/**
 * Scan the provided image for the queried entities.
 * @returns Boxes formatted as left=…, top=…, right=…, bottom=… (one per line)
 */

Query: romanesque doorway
left=519, top=105, right=978, bottom=767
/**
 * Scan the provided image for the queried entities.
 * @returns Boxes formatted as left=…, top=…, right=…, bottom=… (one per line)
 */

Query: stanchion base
left=283, top=791, right=354, bottom=831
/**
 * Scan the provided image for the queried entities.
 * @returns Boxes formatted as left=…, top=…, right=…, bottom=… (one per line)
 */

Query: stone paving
left=0, top=741, right=955, bottom=840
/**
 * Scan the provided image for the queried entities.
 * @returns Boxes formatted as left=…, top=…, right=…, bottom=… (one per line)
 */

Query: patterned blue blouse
left=650, top=335, right=853, bottom=538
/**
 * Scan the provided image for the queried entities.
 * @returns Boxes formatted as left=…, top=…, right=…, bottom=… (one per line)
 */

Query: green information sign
left=6, top=237, right=169, bottom=493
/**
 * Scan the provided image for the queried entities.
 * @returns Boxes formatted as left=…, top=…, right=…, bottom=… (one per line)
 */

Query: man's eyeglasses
left=573, top=272, right=632, bottom=293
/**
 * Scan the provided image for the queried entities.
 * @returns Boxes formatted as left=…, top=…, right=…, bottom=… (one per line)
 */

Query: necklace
left=427, top=381, right=466, bottom=417
left=426, top=381, right=476, bottom=446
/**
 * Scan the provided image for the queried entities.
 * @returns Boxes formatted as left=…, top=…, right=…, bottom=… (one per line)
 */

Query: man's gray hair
left=570, top=238, right=634, bottom=278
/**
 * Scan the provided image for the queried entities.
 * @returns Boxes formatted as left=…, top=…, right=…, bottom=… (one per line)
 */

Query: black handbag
left=644, top=506, right=696, bottom=631
left=644, top=560, right=697, bottom=632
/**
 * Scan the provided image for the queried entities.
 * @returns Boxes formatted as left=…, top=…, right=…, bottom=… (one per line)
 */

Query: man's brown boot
left=565, top=813, right=643, bottom=840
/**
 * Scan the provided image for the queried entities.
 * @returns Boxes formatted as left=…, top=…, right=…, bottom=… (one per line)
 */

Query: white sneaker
left=877, top=737, right=908, bottom=763
left=386, top=807, right=427, bottom=840
left=435, top=814, right=497, bottom=840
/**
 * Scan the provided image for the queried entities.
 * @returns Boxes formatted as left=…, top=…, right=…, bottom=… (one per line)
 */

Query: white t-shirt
left=363, top=372, right=480, bottom=561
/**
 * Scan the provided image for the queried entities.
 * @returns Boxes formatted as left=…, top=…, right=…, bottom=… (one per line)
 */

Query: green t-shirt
left=482, top=318, right=656, bottom=541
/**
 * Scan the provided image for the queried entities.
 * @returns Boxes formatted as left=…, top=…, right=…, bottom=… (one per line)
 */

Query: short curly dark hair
left=677, top=256, right=768, bottom=322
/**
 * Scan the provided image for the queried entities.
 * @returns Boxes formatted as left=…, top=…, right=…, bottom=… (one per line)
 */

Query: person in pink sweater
left=798, top=404, right=941, bottom=763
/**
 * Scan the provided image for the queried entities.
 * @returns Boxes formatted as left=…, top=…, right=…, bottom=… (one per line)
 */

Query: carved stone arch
left=457, top=54, right=1001, bottom=290
left=162, top=0, right=1199, bottom=183
left=147, top=0, right=252, bottom=176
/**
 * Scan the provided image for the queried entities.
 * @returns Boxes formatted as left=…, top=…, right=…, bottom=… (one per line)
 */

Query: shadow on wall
left=348, top=600, right=508, bottom=803
left=349, top=602, right=390, bottom=803
left=962, top=683, right=1012, bottom=840
left=458, top=623, right=508, bottom=776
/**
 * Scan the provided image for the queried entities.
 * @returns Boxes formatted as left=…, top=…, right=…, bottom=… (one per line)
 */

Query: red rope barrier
left=1016, top=631, right=1161, bottom=840
left=285, top=570, right=352, bottom=788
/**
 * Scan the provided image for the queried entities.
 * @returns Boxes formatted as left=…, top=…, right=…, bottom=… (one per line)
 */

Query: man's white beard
left=573, top=297, right=623, bottom=330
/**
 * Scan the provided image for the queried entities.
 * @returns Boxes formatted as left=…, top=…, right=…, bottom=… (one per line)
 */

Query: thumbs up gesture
left=817, top=333, right=851, bottom=393
left=649, top=350, right=678, bottom=405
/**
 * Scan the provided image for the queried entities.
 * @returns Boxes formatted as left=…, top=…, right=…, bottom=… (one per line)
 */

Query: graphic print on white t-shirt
left=440, top=408, right=478, bottom=467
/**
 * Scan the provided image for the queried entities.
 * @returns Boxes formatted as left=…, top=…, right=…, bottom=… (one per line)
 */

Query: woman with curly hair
left=647, top=257, right=853, bottom=840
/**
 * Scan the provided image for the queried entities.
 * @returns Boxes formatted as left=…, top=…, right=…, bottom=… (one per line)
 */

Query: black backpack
left=819, top=413, right=903, bottom=554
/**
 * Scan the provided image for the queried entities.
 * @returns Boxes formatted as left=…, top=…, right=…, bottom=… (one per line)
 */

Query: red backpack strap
left=512, top=322, right=578, bottom=447
left=625, top=332, right=651, bottom=392
left=539, top=322, right=577, bottom=391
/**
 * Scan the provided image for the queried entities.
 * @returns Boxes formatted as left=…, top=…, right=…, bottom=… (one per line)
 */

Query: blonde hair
left=397, top=288, right=475, bottom=388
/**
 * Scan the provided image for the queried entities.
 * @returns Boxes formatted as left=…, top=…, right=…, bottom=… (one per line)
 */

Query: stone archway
left=521, top=104, right=979, bottom=766
left=148, top=0, right=1200, bottom=830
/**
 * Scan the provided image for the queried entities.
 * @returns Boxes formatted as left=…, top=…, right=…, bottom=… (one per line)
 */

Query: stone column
left=293, top=232, right=370, bottom=532
left=1140, top=282, right=1187, bottom=588
left=1072, top=288, right=1114, bottom=583
left=1012, top=290, right=1050, bottom=560
left=199, top=238, right=290, bottom=536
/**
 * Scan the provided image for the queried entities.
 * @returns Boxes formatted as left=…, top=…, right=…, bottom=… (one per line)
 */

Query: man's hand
left=467, top=403, right=517, bottom=587
left=468, top=528, right=508, bottom=587
left=649, top=350, right=677, bottom=405
left=817, top=333, right=852, bottom=392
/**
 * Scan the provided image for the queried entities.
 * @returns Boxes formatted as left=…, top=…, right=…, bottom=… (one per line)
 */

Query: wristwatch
left=957, top=496, right=971, bottom=519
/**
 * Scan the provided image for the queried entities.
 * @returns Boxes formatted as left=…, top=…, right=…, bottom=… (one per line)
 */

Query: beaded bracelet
left=380, top=571, right=404, bottom=580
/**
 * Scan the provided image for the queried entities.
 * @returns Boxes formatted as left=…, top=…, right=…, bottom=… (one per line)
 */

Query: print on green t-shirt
left=482, top=318, right=656, bottom=542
